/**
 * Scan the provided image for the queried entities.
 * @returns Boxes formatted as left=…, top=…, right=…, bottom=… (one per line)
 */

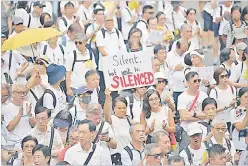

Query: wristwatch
left=193, top=113, right=197, bottom=117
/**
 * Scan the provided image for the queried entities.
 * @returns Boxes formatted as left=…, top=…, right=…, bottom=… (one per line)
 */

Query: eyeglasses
left=1, top=94, right=9, bottom=99
left=214, top=127, right=227, bottom=132
left=35, top=117, right=48, bottom=122
left=148, top=153, right=162, bottom=160
left=148, top=12, right=154, bottom=15
left=158, top=80, right=166, bottom=84
left=219, top=74, right=228, bottom=79
left=75, top=41, right=83, bottom=45
left=193, top=79, right=201, bottom=83
left=13, top=91, right=27, bottom=96
left=149, top=97, right=159, bottom=102
left=35, top=61, right=44, bottom=65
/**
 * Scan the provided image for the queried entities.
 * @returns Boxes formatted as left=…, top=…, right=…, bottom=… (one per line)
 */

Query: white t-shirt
left=145, top=106, right=170, bottom=135
left=136, top=19, right=149, bottom=46
left=178, top=91, right=208, bottom=131
left=121, top=7, right=137, bottom=40
left=95, top=27, right=126, bottom=71
left=69, top=102, right=86, bottom=125
left=111, top=115, right=131, bottom=152
left=23, top=12, right=42, bottom=28
left=209, top=86, right=236, bottom=122
left=229, top=62, right=247, bottom=85
left=1, top=50, right=27, bottom=83
left=14, top=8, right=28, bottom=19
left=167, top=50, right=186, bottom=92
left=125, top=94, right=143, bottom=123
left=230, top=107, right=247, bottom=151
left=40, top=44, right=65, bottom=65
left=75, top=5, right=93, bottom=21
left=3, top=102, right=32, bottom=144
left=66, top=48, right=97, bottom=88
left=180, top=143, right=207, bottom=165
left=166, top=7, right=186, bottom=32
left=43, top=86, right=67, bottom=119
left=203, top=2, right=213, bottom=15
left=58, top=16, right=75, bottom=32
left=185, top=20, right=202, bottom=50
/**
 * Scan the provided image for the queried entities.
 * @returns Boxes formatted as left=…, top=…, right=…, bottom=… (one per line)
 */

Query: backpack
left=175, top=124, right=190, bottom=152
left=204, top=138, right=232, bottom=152
left=184, top=20, right=199, bottom=27
left=71, top=49, right=93, bottom=71
left=6, top=151, right=19, bottom=165
left=237, top=62, right=244, bottom=83
left=132, top=20, right=148, bottom=30
left=43, top=44, right=65, bottom=63
left=27, top=13, right=31, bottom=28
left=35, top=89, right=56, bottom=111
left=128, top=95, right=134, bottom=119
left=100, top=28, right=120, bottom=39
left=210, top=85, right=235, bottom=99
left=123, top=146, right=133, bottom=162
left=61, top=16, right=76, bottom=27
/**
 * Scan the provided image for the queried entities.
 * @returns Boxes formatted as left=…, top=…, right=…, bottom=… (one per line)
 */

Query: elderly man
left=139, top=143, right=162, bottom=166
left=64, top=119, right=106, bottom=165
left=86, top=103, right=117, bottom=165
left=204, top=120, right=236, bottom=165
left=29, top=106, right=64, bottom=165
left=3, top=84, right=33, bottom=146
left=151, top=131, right=172, bottom=163
left=121, top=123, right=146, bottom=165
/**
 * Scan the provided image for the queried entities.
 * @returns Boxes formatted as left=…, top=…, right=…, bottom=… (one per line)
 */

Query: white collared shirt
left=96, top=27, right=126, bottom=71
left=64, top=143, right=105, bottom=165
left=66, top=48, right=97, bottom=88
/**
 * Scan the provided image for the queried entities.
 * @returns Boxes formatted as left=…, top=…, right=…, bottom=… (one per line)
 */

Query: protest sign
left=102, top=51, right=154, bottom=91
left=191, top=66, right=214, bottom=81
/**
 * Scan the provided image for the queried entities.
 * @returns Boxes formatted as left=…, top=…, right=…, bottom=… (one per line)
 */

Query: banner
left=102, top=51, right=154, bottom=91
left=191, top=66, right=214, bottom=81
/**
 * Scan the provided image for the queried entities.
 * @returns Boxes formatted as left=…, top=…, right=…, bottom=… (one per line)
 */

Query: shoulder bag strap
left=83, top=144, right=96, bottom=165
left=49, top=127, right=55, bottom=150
left=188, top=91, right=200, bottom=112
left=93, top=121, right=105, bottom=144
left=30, top=89, right=38, bottom=101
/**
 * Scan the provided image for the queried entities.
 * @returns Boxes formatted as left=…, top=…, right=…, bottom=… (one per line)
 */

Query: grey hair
left=180, top=23, right=192, bottom=32
left=168, top=156, right=185, bottom=165
left=144, top=143, right=160, bottom=156
left=11, top=84, right=25, bottom=92
left=151, top=131, right=169, bottom=143
left=129, top=123, right=142, bottom=134
left=86, top=103, right=102, bottom=117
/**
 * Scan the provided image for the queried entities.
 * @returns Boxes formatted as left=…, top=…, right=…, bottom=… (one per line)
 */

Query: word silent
left=111, top=72, right=154, bottom=89
left=113, top=54, right=140, bottom=67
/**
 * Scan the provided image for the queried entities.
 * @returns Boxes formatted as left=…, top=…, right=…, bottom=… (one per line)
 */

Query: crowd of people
left=1, top=0, right=248, bottom=165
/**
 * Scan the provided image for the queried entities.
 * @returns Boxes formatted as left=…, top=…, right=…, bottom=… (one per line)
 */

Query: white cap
left=187, top=122, right=203, bottom=136
left=190, top=50, right=204, bottom=59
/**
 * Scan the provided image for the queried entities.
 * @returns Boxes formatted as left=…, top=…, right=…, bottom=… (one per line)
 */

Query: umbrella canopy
left=2, top=28, right=62, bottom=51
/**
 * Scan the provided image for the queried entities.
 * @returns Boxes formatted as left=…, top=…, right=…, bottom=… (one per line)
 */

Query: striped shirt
left=222, top=20, right=247, bottom=47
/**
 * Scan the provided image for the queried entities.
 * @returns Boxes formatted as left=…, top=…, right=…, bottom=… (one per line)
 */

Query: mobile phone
left=22, top=101, right=30, bottom=116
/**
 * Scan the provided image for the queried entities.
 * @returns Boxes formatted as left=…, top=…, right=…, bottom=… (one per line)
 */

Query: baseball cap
left=12, top=17, right=24, bottom=25
left=236, top=42, right=247, bottom=51
left=187, top=122, right=203, bottom=136
left=72, top=86, right=93, bottom=96
left=33, top=1, right=46, bottom=8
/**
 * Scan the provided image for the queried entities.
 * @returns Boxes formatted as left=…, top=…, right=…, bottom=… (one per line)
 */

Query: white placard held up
left=102, top=51, right=154, bottom=91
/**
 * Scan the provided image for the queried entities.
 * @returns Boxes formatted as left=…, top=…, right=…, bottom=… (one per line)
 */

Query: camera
left=239, top=128, right=248, bottom=138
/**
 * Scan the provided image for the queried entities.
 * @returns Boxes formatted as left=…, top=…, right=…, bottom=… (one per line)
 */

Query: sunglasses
left=148, top=12, right=154, bottom=15
left=35, top=61, right=44, bottom=65
left=75, top=41, right=83, bottom=45
left=148, top=153, right=162, bottom=160
left=219, top=74, right=228, bottom=79
left=193, top=79, right=201, bottom=83
left=158, top=80, right=166, bottom=84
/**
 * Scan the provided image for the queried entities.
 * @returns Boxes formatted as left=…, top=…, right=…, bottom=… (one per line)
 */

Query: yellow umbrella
left=2, top=28, right=62, bottom=51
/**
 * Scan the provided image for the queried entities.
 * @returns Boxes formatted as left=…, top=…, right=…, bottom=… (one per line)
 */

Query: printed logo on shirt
left=235, top=109, right=243, bottom=118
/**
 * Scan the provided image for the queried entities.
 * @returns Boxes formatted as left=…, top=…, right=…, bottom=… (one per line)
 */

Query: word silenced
left=111, top=72, right=154, bottom=89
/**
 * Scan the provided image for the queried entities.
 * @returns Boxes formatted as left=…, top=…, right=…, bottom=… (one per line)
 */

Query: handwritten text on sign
left=191, top=66, right=214, bottom=81
left=102, top=51, right=154, bottom=91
